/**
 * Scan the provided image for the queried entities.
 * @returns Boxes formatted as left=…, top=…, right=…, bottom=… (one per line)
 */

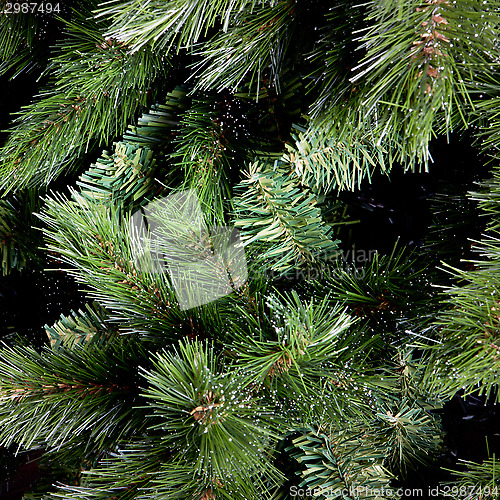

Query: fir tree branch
left=76, top=142, right=157, bottom=210
left=0, top=189, right=43, bottom=275
left=122, top=86, right=189, bottom=149
left=441, top=456, right=500, bottom=499
left=347, top=0, right=498, bottom=166
left=233, top=160, right=342, bottom=274
left=282, top=125, right=390, bottom=193
left=43, top=438, right=171, bottom=500
left=45, top=301, right=117, bottom=350
left=0, top=340, right=147, bottom=454
left=96, top=0, right=274, bottom=53
left=141, top=338, right=284, bottom=498
left=0, top=7, right=168, bottom=193
left=313, top=246, right=438, bottom=351
left=422, top=235, right=500, bottom=402
left=290, top=425, right=398, bottom=500
left=39, top=190, right=185, bottom=340
left=231, top=290, right=357, bottom=387
left=193, top=0, right=296, bottom=94
left=373, top=399, right=442, bottom=475
left=172, top=93, right=249, bottom=220
left=0, top=11, right=41, bottom=77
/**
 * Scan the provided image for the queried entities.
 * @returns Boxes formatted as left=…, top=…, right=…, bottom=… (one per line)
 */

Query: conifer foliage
left=0, top=0, right=500, bottom=498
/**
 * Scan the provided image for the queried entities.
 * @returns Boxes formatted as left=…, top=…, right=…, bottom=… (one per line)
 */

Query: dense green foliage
left=0, top=0, right=500, bottom=498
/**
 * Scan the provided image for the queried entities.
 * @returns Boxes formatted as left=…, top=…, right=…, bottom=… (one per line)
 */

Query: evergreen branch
left=76, top=141, right=156, bottom=210
left=282, top=125, right=390, bottom=193
left=172, top=93, right=249, bottom=220
left=303, top=4, right=421, bottom=171
left=366, top=349, right=439, bottom=408
left=96, top=0, right=272, bottom=53
left=233, top=160, right=341, bottom=273
left=422, top=152, right=500, bottom=402
left=0, top=4, right=481, bottom=495
left=0, top=189, right=43, bottom=275
left=174, top=94, right=233, bottom=209
left=288, top=355, right=443, bottom=496
left=441, top=457, right=500, bottom=499
left=45, top=301, right=117, bottom=350
left=314, top=247, right=438, bottom=347
left=231, top=290, right=356, bottom=387
left=373, top=399, right=442, bottom=475
left=304, top=1, right=363, bottom=123
left=348, top=0, right=498, bottom=165
left=44, top=438, right=171, bottom=500
left=39, top=107, right=248, bottom=338
left=141, top=338, right=284, bottom=498
left=290, top=425, right=398, bottom=500
left=223, top=285, right=376, bottom=425
left=47, top=443, right=277, bottom=500
left=0, top=8, right=167, bottom=193
left=422, top=235, right=500, bottom=402
left=193, top=0, right=296, bottom=94
left=0, top=11, right=41, bottom=77
left=306, top=97, right=418, bottom=172
left=149, top=455, right=284, bottom=500
left=150, top=459, right=227, bottom=500
left=122, top=86, right=189, bottom=148
left=38, top=191, right=185, bottom=340
left=0, top=340, right=147, bottom=454
left=76, top=87, right=192, bottom=208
